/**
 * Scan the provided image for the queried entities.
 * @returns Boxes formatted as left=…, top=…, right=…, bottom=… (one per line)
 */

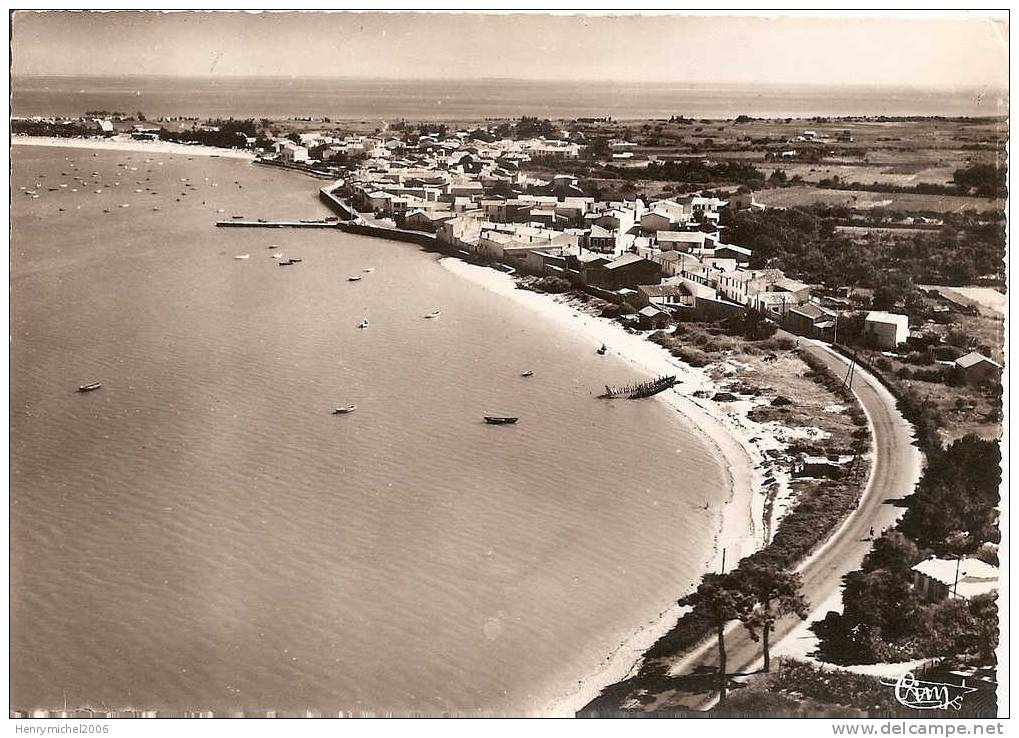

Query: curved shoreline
left=437, top=258, right=769, bottom=717
left=12, top=135, right=766, bottom=715
left=11, top=134, right=256, bottom=160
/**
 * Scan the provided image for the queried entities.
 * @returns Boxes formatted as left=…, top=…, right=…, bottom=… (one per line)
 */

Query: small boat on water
left=234, top=254, right=250, bottom=260
left=333, top=404, right=357, bottom=414
left=596, top=344, right=608, bottom=355
left=288, top=258, right=302, bottom=263
left=424, top=310, right=441, bottom=319
left=231, top=215, right=245, bottom=219
left=358, top=319, right=370, bottom=329
left=520, top=370, right=534, bottom=377
left=268, top=245, right=279, bottom=249
left=348, top=275, right=362, bottom=282
left=363, top=267, right=374, bottom=273
left=278, top=259, right=296, bottom=266
left=484, top=416, right=518, bottom=425
left=78, top=382, right=102, bottom=392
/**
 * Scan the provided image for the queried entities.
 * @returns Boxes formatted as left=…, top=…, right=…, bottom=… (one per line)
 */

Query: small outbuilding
left=954, top=351, right=1002, bottom=385
left=637, top=305, right=671, bottom=330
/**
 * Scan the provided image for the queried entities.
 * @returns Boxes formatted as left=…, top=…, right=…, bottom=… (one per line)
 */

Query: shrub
left=532, top=275, right=571, bottom=294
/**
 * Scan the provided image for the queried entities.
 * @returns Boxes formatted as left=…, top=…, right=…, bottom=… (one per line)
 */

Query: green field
left=754, top=186, right=1003, bottom=214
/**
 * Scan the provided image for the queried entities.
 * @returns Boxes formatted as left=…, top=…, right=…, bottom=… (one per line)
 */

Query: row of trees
left=679, top=559, right=807, bottom=703
left=720, top=206, right=1005, bottom=288
left=159, top=118, right=265, bottom=150
left=12, top=118, right=94, bottom=137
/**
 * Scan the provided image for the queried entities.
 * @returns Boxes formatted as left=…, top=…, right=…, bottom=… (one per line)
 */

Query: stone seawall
left=318, top=186, right=358, bottom=221
left=339, top=222, right=438, bottom=247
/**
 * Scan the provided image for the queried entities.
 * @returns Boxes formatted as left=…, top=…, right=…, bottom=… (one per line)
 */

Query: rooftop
left=912, top=557, right=998, bottom=599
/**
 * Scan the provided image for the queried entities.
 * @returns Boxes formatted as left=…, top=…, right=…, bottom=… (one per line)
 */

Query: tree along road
left=664, top=338, right=924, bottom=712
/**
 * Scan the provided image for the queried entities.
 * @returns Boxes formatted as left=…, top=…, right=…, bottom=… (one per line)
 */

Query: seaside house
left=582, top=253, right=661, bottom=291
left=437, top=216, right=483, bottom=249
left=404, top=209, right=457, bottom=232
left=277, top=141, right=310, bottom=164
left=912, top=557, right=998, bottom=603
left=633, top=280, right=713, bottom=313
left=863, top=311, right=910, bottom=349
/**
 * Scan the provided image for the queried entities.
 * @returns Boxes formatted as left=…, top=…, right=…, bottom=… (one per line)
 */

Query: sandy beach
left=12, top=134, right=256, bottom=160
left=438, top=258, right=785, bottom=716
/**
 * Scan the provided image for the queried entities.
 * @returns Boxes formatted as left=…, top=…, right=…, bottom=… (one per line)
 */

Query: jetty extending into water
left=599, top=375, right=678, bottom=399
left=215, top=219, right=340, bottom=229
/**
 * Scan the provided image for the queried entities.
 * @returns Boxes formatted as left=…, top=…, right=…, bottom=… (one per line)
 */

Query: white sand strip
left=12, top=135, right=256, bottom=160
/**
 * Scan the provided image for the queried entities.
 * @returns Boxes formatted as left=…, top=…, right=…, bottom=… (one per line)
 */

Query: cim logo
left=880, top=672, right=978, bottom=711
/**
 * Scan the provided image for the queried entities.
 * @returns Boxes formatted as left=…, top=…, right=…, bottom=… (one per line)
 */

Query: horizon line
left=10, top=73, right=1006, bottom=92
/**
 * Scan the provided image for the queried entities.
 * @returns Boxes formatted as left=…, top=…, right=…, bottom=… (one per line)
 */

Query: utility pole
left=844, top=353, right=857, bottom=389
left=952, top=556, right=962, bottom=598
left=720, top=547, right=727, bottom=574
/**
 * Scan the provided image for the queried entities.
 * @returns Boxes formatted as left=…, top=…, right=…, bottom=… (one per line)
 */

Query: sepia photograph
left=6, top=8, right=1009, bottom=727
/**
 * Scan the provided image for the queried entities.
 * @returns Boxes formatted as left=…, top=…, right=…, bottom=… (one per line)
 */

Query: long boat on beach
left=484, top=415, right=518, bottom=425
left=599, top=375, right=678, bottom=399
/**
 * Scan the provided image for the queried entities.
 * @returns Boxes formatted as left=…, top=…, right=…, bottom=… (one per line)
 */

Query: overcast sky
left=11, top=11, right=1008, bottom=89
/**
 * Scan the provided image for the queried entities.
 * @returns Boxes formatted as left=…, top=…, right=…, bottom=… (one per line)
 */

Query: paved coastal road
left=664, top=338, right=924, bottom=712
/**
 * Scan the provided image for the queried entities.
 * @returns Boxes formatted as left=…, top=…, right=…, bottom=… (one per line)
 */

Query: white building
left=863, top=311, right=910, bottom=349
left=277, top=141, right=309, bottom=163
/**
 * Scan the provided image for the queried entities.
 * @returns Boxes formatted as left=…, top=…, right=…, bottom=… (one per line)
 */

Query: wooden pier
left=215, top=219, right=341, bottom=229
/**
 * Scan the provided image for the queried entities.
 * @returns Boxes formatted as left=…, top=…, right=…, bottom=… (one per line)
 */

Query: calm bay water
left=11, top=145, right=727, bottom=714
left=11, top=76, right=1007, bottom=121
